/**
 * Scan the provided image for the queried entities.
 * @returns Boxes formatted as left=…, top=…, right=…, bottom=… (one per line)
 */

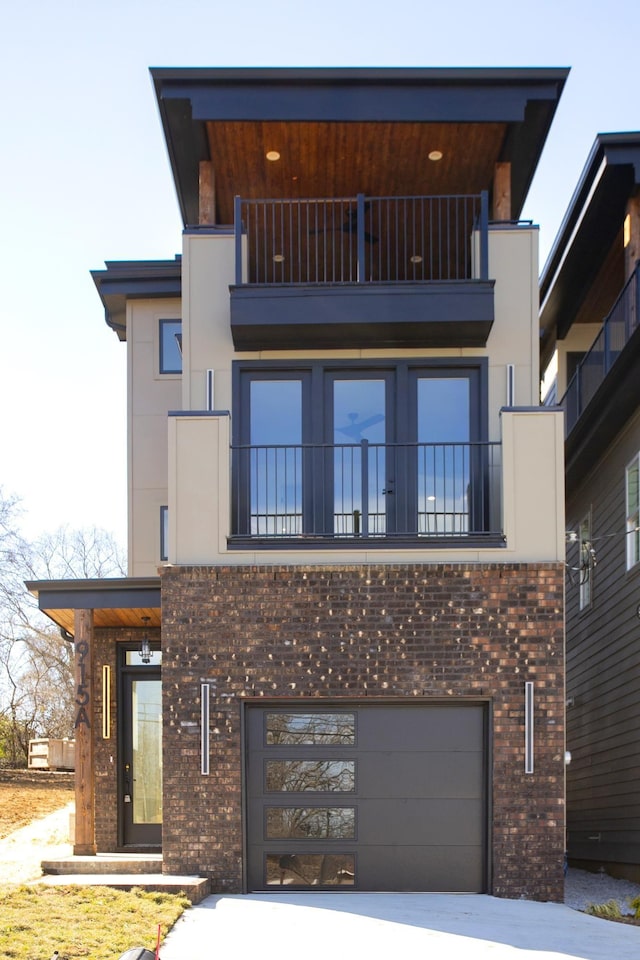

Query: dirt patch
left=0, top=768, right=74, bottom=839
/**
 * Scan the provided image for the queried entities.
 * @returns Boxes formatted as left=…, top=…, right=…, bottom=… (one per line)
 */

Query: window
left=578, top=512, right=592, bottom=609
left=160, top=506, right=168, bottom=562
left=626, top=454, right=640, bottom=569
left=159, top=319, right=182, bottom=374
left=232, top=359, right=487, bottom=539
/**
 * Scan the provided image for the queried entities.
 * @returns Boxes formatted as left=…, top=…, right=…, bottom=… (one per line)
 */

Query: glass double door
left=243, top=367, right=474, bottom=537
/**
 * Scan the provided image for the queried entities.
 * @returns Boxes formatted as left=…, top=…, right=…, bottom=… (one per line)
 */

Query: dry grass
left=0, top=771, right=190, bottom=957
left=0, top=884, right=190, bottom=959
left=0, top=769, right=74, bottom=838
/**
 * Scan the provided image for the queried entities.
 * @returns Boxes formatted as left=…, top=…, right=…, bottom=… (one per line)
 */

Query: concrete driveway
left=159, top=892, right=639, bottom=960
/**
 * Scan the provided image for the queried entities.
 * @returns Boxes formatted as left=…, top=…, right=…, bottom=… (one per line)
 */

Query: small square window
left=160, top=505, right=168, bottom=562
left=160, top=319, right=182, bottom=374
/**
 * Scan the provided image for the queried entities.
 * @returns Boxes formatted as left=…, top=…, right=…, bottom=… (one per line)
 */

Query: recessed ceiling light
left=410, top=255, right=423, bottom=264
left=428, top=150, right=443, bottom=162
left=266, top=150, right=281, bottom=162
left=427, top=495, right=436, bottom=501
left=273, top=254, right=285, bottom=263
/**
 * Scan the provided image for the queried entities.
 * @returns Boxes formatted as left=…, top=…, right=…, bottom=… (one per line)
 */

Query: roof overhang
left=539, top=132, right=640, bottom=366
left=150, top=66, right=569, bottom=226
left=26, top=578, right=161, bottom=636
left=91, top=258, right=182, bottom=338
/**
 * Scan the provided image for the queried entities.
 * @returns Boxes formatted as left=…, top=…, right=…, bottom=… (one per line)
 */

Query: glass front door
left=121, top=655, right=162, bottom=847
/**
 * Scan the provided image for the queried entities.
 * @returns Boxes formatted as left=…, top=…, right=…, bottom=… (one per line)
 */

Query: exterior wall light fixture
left=140, top=616, right=152, bottom=664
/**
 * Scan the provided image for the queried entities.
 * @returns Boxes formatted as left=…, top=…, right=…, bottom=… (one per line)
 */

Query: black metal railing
left=234, top=193, right=489, bottom=286
left=559, top=263, right=640, bottom=436
left=230, top=440, right=501, bottom=541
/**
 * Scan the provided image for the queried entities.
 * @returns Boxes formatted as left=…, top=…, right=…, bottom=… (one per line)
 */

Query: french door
left=234, top=361, right=483, bottom=538
left=120, top=653, right=162, bottom=847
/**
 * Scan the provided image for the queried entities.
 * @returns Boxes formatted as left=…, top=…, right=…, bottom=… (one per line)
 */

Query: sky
left=1, top=0, right=639, bottom=547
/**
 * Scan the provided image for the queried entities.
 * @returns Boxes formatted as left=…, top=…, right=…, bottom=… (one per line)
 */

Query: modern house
left=28, top=67, right=568, bottom=899
left=540, top=132, right=640, bottom=882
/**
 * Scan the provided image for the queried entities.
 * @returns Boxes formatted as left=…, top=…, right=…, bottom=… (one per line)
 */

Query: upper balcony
left=557, top=262, right=640, bottom=486
left=230, top=192, right=494, bottom=351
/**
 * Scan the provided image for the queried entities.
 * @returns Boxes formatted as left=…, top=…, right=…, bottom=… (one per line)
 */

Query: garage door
left=245, top=703, right=487, bottom=892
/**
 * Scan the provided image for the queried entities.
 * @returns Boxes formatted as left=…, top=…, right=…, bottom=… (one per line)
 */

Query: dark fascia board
left=91, top=258, right=182, bottom=340
left=150, top=66, right=569, bottom=226
left=539, top=132, right=640, bottom=352
left=25, top=577, right=161, bottom=611
left=229, top=281, right=495, bottom=350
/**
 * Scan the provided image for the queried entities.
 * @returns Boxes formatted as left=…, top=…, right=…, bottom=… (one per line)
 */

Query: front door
left=121, top=652, right=162, bottom=847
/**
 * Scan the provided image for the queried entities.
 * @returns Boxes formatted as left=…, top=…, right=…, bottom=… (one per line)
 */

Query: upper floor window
left=160, top=506, right=168, bottom=562
left=578, top=512, right=592, bottom=610
left=159, top=319, right=182, bottom=374
left=626, top=453, right=640, bottom=569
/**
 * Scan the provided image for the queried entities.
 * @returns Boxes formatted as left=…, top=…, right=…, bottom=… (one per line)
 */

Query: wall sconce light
left=140, top=616, right=152, bottom=664
left=102, top=665, right=111, bottom=739
left=525, top=681, right=534, bottom=774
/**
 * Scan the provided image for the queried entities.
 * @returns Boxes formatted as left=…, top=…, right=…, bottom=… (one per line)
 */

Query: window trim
left=160, top=505, right=168, bottom=562
left=578, top=510, right=592, bottom=610
left=159, top=318, right=182, bottom=375
left=626, top=453, right=640, bottom=570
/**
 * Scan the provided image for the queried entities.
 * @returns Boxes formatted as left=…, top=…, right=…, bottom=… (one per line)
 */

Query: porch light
left=140, top=616, right=152, bottom=664
left=428, top=150, right=443, bottom=161
left=266, top=150, right=281, bottom=161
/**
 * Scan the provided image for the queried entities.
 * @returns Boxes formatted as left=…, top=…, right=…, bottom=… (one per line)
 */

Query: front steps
left=38, top=853, right=210, bottom=903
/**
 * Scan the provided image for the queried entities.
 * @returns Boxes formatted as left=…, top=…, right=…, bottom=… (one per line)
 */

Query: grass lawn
left=0, top=884, right=190, bottom=959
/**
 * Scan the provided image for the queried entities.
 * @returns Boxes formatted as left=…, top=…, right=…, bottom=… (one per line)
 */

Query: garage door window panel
left=266, top=853, right=355, bottom=887
left=266, top=759, right=356, bottom=793
left=266, top=807, right=356, bottom=839
left=265, top=712, right=355, bottom=745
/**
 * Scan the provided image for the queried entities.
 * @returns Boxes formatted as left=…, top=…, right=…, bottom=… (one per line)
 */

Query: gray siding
left=565, top=406, right=640, bottom=871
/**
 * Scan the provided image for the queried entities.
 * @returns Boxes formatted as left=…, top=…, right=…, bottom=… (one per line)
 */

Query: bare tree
left=0, top=488, right=126, bottom=765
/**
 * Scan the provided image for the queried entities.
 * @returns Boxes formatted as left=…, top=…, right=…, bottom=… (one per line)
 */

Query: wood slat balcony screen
left=234, top=194, right=488, bottom=286
left=230, top=440, right=501, bottom=543
left=560, top=263, right=640, bottom=436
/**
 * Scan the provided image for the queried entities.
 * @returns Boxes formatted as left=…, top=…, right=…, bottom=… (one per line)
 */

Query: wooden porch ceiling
left=25, top=578, right=161, bottom=637
left=206, top=120, right=507, bottom=224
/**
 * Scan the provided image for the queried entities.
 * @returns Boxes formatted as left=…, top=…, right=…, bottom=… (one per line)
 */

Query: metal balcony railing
left=559, top=263, right=640, bottom=436
left=234, top=193, right=489, bottom=286
left=230, top=440, right=501, bottom=541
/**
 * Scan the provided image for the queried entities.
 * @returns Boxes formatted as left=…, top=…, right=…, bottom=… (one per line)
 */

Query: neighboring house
left=27, top=67, right=568, bottom=900
left=540, top=132, right=640, bottom=883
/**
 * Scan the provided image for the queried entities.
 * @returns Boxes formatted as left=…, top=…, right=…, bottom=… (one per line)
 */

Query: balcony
left=230, top=193, right=494, bottom=351
left=559, top=263, right=640, bottom=487
left=229, top=440, right=502, bottom=547
left=560, top=264, right=640, bottom=435
left=167, top=408, right=565, bottom=564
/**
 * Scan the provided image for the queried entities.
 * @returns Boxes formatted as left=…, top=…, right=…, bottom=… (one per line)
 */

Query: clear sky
left=1, top=0, right=638, bottom=545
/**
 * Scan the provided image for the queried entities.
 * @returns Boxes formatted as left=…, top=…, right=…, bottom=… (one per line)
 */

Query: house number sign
left=74, top=639, right=91, bottom=729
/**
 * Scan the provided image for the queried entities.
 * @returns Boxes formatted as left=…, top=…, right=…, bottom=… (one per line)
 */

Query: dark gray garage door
left=245, top=702, right=487, bottom=892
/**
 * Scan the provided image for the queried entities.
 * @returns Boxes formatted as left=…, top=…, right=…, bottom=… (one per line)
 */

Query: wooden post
left=73, top=608, right=96, bottom=855
left=624, top=194, right=640, bottom=277
left=625, top=195, right=640, bottom=334
left=199, top=161, right=216, bottom=225
left=493, top=162, right=511, bottom=221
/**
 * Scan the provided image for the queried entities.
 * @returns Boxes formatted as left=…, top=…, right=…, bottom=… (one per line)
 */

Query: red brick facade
left=153, top=562, right=565, bottom=900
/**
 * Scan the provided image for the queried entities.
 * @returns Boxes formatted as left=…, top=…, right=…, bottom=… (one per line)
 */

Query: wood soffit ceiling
left=42, top=607, right=161, bottom=636
left=206, top=121, right=507, bottom=224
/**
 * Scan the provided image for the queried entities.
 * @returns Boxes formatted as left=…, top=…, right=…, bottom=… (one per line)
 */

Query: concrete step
left=42, top=853, right=162, bottom=875
left=34, top=873, right=211, bottom=904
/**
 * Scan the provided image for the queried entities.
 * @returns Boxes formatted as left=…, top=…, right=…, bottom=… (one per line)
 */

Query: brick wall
left=159, top=562, right=565, bottom=900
